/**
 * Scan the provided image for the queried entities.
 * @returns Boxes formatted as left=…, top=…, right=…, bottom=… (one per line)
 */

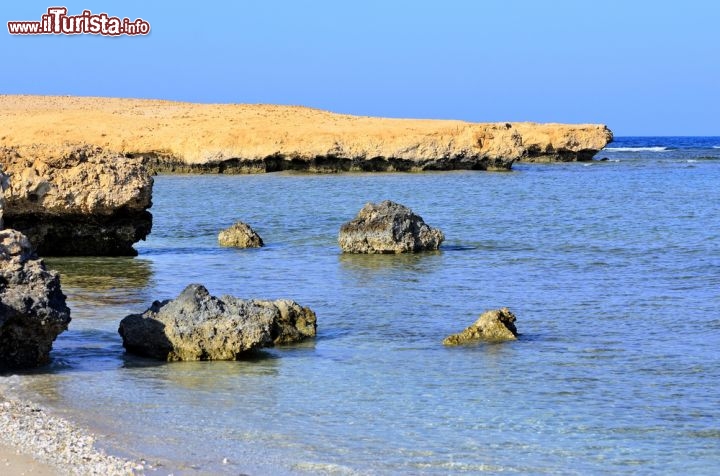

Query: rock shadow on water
left=439, top=243, right=477, bottom=251
left=1, top=328, right=160, bottom=377
left=44, top=257, right=155, bottom=311
left=120, top=347, right=280, bottom=368
left=44, top=257, right=154, bottom=292
left=119, top=352, right=283, bottom=393
left=338, top=249, right=443, bottom=273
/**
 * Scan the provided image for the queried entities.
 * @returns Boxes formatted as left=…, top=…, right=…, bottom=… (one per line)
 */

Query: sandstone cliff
left=0, top=95, right=612, bottom=173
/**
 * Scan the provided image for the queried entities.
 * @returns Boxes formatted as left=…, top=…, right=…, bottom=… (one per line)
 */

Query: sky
left=2, top=1, right=718, bottom=135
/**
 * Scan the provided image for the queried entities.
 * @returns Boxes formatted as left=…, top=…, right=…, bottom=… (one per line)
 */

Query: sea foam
left=604, top=147, right=668, bottom=152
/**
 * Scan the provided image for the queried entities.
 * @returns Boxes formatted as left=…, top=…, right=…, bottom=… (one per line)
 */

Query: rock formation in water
left=1, top=144, right=153, bottom=256
left=513, top=123, right=614, bottom=162
left=218, top=221, right=264, bottom=248
left=443, top=308, right=518, bottom=345
left=118, top=284, right=317, bottom=361
left=339, top=200, right=444, bottom=253
left=0, top=96, right=613, bottom=173
left=0, top=229, right=71, bottom=369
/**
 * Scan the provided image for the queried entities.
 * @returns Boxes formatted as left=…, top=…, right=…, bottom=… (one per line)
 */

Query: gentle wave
left=604, top=147, right=668, bottom=152
left=713, top=146, right=720, bottom=149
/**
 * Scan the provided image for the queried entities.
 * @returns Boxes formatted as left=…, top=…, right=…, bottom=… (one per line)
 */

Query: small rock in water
left=338, top=200, right=444, bottom=253
left=218, top=221, right=264, bottom=248
left=443, top=308, right=518, bottom=345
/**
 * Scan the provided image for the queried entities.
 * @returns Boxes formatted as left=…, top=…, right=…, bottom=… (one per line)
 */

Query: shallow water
left=3, top=139, right=720, bottom=474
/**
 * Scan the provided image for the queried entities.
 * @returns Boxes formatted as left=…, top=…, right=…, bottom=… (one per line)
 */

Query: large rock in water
left=218, top=221, right=264, bottom=248
left=338, top=200, right=444, bottom=253
left=118, top=284, right=317, bottom=361
left=1, top=144, right=153, bottom=256
left=0, top=229, right=71, bottom=368
left=443, top=308, right=518, bottom=345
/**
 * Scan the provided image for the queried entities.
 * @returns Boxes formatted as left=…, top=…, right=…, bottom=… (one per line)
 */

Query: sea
left=2, top=137, right=719, bottom=475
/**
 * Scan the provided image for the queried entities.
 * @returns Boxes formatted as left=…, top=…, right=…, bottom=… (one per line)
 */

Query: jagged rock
left=338, top=200, right=444, bottom=253
left=0, top=229, right=71, bottom=368
left=118, top=284, right=317, bottom=361
left=0, top=96, right=614, bottom=173
left=218, top=221, right=263, bottom=248
left=1, top=144, right=153, bottom=256
left=443, top=308, right=518, bottom=345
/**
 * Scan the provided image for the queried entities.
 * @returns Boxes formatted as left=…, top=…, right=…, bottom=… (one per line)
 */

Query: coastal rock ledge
left=118, top=284, right=317, bottom=361
left=339, top=200, right=444, bottom=253
left=0, top=95, right=613, bottom=173
left=1, top=144, right=153, bottom=256
left=443, top=308, right=518, bottom=345
left=0, top=229, right=71, bottom=369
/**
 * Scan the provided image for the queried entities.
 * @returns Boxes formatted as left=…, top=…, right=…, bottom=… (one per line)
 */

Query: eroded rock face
left=0, top=229, right=71, bottom=369
left=218, top=221, right=264, bottom=248
left=443, top=308, right=518, bottom=345
left=338, top=200, right=444, bottom=253
left=1, top=144, right=153, bottom=256
left=118, top=284, right=317, bottom=361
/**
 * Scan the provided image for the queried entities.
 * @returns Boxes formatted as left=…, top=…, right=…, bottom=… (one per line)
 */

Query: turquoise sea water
left=3, top=138, right=720, bottom=474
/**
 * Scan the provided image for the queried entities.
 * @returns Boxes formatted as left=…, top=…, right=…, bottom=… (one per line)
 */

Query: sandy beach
left=0, top=444, right=58, bottom=476
left=0, top=393, right=143, bottom=475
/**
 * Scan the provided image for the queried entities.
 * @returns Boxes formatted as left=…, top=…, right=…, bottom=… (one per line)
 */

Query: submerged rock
left=118, top=284, right=316, bottom=361
left=1, top=144, right=153, bottom=256
left=218, top=221, right=264, bottom=248
left=338, top=200, right=444, bottom=253
left=443, top=308, right=518, bottom=345
left=0, top=229, right=71, bottom=369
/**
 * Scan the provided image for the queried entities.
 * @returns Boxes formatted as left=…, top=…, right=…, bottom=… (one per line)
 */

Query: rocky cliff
left=1, top=144, right=152, bottom=256
left=0, top=95, right=612, bottom=173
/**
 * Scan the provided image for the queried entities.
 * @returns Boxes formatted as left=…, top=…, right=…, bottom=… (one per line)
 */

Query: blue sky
left=2, top=1, right=718, bottom=135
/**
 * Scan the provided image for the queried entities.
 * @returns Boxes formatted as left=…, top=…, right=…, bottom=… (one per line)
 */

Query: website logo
left=8, top=7, right=150, bottom=36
